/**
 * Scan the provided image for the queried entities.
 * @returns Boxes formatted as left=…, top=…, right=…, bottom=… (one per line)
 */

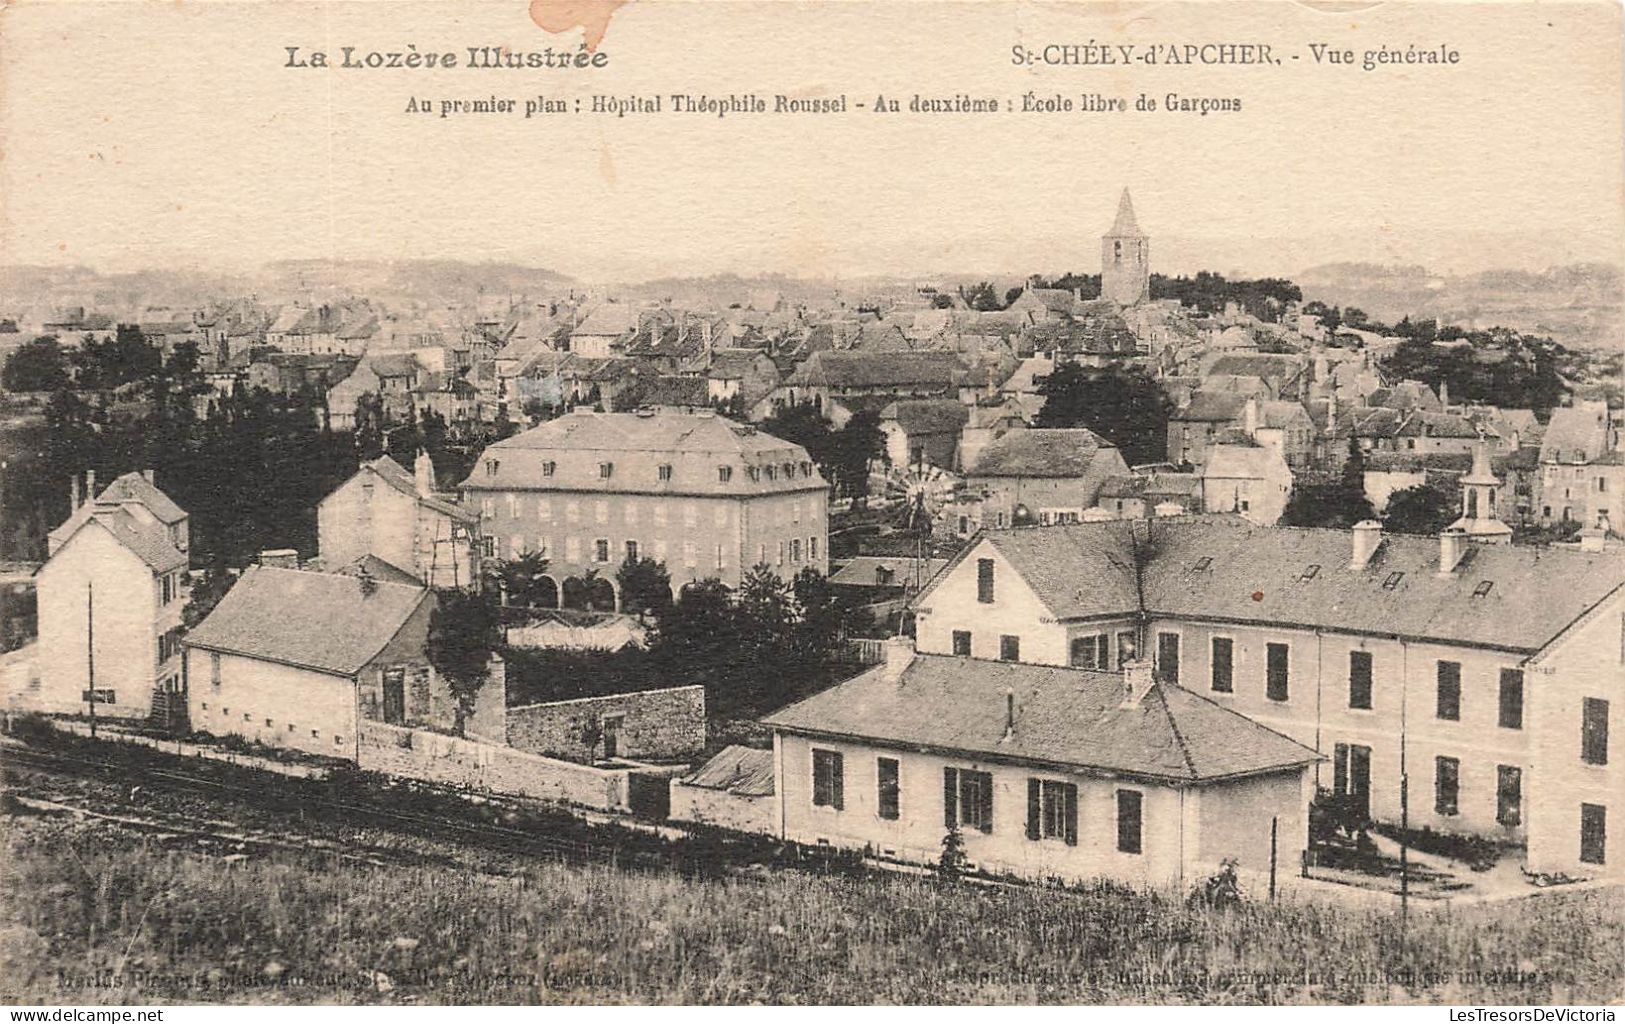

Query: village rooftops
left=968, top=428, right=1118, bottom=478
left=460, top=408, right=827, bottom=497
left=912, top=515, right=1625, bottom=654
left=763, top=652, right=1320, bottom=784
left=784, top=350, right=965, bottom=390
left=184, top=565, right=429, bottom=678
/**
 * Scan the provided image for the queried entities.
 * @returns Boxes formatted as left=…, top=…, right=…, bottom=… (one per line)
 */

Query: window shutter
left=943, top=767, right=958, bottom=828
left=1064, top=784, right=1078, bottom=846
left=1026, top=779, right=1041, bottom=840
left=831, top=755, right=844, bottom=810
left=978, top=774, right=994, bottom=834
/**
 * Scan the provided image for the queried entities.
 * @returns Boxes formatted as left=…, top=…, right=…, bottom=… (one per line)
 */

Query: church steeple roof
left=1108, top=188, right=1143, bottom=237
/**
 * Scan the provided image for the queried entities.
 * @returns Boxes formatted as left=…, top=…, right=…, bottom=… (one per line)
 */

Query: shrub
left=1191, top=858, right=1243, bottom=909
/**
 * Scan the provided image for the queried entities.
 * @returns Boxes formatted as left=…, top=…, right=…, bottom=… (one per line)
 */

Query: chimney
left=1242, top=397, right=1260, bottom=438
left=1121, top=659, right=1155, bottom=707
left=1439, top=380, right=1450, bottom=409
left=85, top=469, right=96, bottom=502
left=1438, top=527, right=1466, bottom=576
left=414, top=449, right=435, bottom=498
left=142, top=469, right=155, bottom=485
left=882, top=635, right=915, bottom=683
left=1350, top=519, right=1383, bottom=570
left=258, top=548, right=299, bottom=569
left=70, top=473, right=81, bottom=511
left=1003, top=688, right=1017, bottom=739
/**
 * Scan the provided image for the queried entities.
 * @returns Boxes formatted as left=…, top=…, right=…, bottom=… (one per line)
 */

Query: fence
left=356, top=720, right=629, bottom=811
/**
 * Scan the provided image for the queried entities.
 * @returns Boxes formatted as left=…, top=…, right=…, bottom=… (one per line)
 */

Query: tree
left=182, top=563, right=237, bottom=629
left=831, top=408, right=886, bottom=500
left=790, top=566, right=842, bottom=662
left=1, top=336, right=70, bottom=392
left=489, top=550, right=552, bottom=608
left=930, top=293, right=955, bottom=309
left=1034, top=362, right=1174, bottom=466
left=616, top=556, right=672, bottom=619
left=1384, top=482, right=1459, bottom=535
left=426, top=588, right=502, bottom=736
left=957, top=281, right=1003, bottom=312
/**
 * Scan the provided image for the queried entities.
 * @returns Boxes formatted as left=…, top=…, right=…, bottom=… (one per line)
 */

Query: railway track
left=0, top=740, right=673, bottom=872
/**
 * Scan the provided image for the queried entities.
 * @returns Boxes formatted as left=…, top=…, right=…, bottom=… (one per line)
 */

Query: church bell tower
left=1101, top=188, right=1150, bottom=307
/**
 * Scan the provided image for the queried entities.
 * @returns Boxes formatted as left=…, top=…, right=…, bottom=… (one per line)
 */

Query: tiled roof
left=829, top=555, right=950, bottom=588
left=461, top=409, right=827, bottom=496
left=80, top=508, right=188, bottom=573
left=764, top=654, right=1319, bottom=783
left=48, top=471, right=188, bottom=561
left=882, top=399, right=969, bottom=436
left=1174, top=392, right=1247, bottom=422
left=968, top=428, right=1117, bottom=478
left=184, top=565, right=429, bottom=677
left=917, top=517, right=1625, bottom=653
left=682, top=745, right=775, bottom=796
left=1206, top=354, right=1304, bottom=383
left=785, top=350, right=965, bottom=389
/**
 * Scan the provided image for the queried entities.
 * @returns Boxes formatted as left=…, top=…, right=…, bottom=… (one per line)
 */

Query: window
left=1496, top=765, right=1521, bottom=827
left=210, top=652, right=222, bottom=687
left=594, top=539, right=610, bottom=563
left=1473, top=580, right=1494, bottom=598
left=1027, top=779, right=1078, bottom=845
left=1266, top=643, right=1289, bottom=702
left=1580, top=803, right=1607, bottom=865
left=1116, top=789, right=1143, bottom=854
left=1383, top=572, right=1405, bottom=590
left=951, top=630, right=971, bottom=657
left=943, top=767, right=993, bottom=833
left=1436, top=661, right=1461, bottom=721
left=656, top=463, right=672, bottom=482
left=1156, top=632, right=1180, bottom=685
left=812, top=749, right=844, bottom=809
left=1116, top=631, right=1137, bottom=668
left=1434, top=756, right=1459, bottom=816
left=1210, top=637, right=1234, bottom=693
left=999, top=635, right=1021, bottom=662
left=1349, top=651, right=1373, bottom=710
left=161, top=574, right=173, bottom=604
left=717, top=466, right=732, bottom=483
left=976, top=558, right=995, bottom=603
left=764, top=465, right=777, bottom=480
left=1193, top=556, right=1212, bottom=572
left=747, top=466, right=760, bottom=482
left=1301, top=564, right=1320, bottom=580
left=876, top=757, right=900, bottom=820
left=809, top=537, right=818, bottom=561
left=1582, top=698, right=1610, bottom=765
left=542, top=461, right=556, bottom=477
left=481, top=535, right=495, bottom=558
left=1071, top=634, right=1108, bottom=670
left=1498, top=669, right=1523, bottom=730
left=625, top=540, right=639, bottom=564
left=599, top=462, right=614, bottom=479
left=791, top=539, right=802, bottom=563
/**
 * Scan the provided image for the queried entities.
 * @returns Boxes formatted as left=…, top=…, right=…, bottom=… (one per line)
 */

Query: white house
left=1200, top=441, right=1292, bottom=525
left=318, top=451, right=481, bottom=589
left=183, top=565, right=439, bottom=759
left=34, top=472, right=189, bottom=720
left=764, top=642, right=1319, bottom=891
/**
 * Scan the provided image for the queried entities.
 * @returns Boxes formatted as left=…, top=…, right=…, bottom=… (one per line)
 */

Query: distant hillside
left=1296, top=262, right=1623, bottom=351
left=256, top=259, right=576, bottom=304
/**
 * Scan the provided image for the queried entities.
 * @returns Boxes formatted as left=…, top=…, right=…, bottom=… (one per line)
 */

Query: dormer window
left=658, top=464, right=673, bottom=482
left=1383, top=572, right=1405, bottom=590
left=599, top=462, right=614, bottom=480
left=764, top=465, right=777, bottom=481
left=542, top=461, right=556, bottom=477
left=1301, top=564, right=1320, bottom=580
left=783, top=462, right=795, bottom=478
left=1472, top=580, right=1493, bottom=598
left=717, top=466, right=733, bottom=483
left=1193, top=556, right=1212, bottom=572
left=485, top=459, right=500, bottom=477
left=801, top=461, right=813, bottom=476
left=748, top=466, right=761, bottom=482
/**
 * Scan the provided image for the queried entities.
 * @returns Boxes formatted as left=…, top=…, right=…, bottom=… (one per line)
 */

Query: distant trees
left=957, top=281, right=1003, bottom=312
left=760, top=401, right=886, bottom=501
left=1149, top=273, right=1301, bottom=320
left=1281, top=438, right=1377, bottom=530
left=1034, top=363, right=1173, bottom=466
left=182, top=563, right=238, bottom=630
left=1, top=336, right=70, bottom=392
left=1379, top=330, right=1568, bottom=411
left=1383, top=482, right=1459, bottom=535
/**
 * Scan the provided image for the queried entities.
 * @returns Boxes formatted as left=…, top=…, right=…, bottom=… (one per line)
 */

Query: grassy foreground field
left=2, top=817, right=1620, bottom=1005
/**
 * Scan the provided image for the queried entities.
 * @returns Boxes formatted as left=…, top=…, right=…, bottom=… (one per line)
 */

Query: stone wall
left=504, top=685, right=705, bottom=763
left=356, top=720, right=626, bottom=810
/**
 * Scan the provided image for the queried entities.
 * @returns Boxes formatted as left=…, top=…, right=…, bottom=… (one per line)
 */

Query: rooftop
left=764, top=653, right=1319, bottom=783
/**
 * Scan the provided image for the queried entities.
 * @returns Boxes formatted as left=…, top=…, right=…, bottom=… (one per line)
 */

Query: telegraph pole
left=86, top=580, right=97, bottom=739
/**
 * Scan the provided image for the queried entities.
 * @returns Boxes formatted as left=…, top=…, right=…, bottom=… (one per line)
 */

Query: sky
left=2, top=0, right=1622, bottom=283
